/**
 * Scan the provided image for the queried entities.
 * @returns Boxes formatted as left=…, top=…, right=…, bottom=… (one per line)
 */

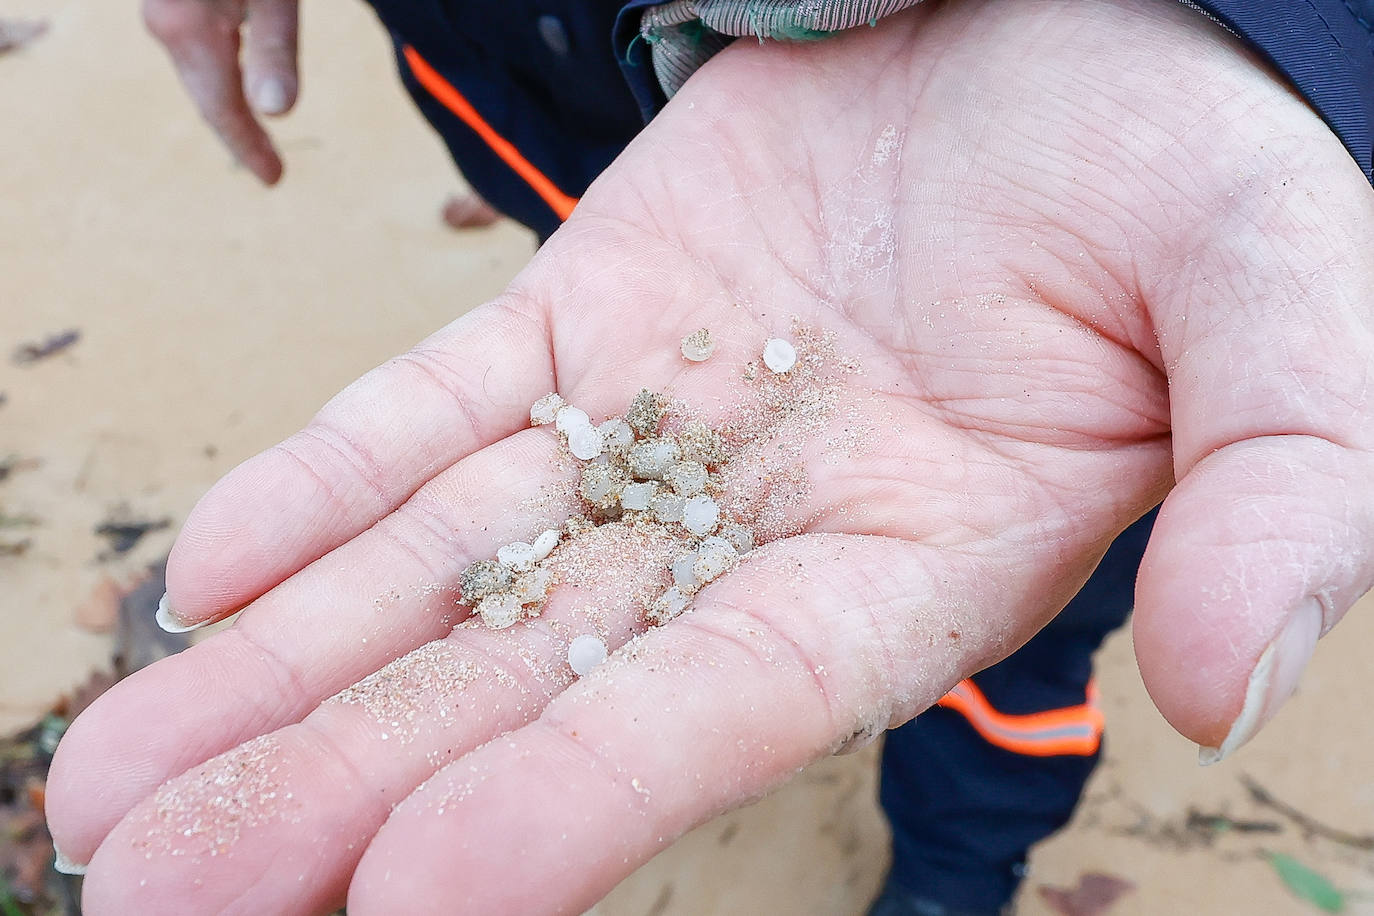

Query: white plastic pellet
left=531, top=528, right=560, bottom=560
left=511, top=566, right=553, bottom=604
left=620, top=481, right=657, bottom=511
left=763, top=338, right=797, bottom=374
left=680, top=328, right=715, bottom=362
left=580, top=465, right=618, bottom=505
left=671, top=554, right=699, bottom=589
left=567, top=423, right=605, bottom=460
left=599, top=418, right=634, bottom=451
left=530, top=393, right=565, bottom=426
left=718, top=522, right=755, bottom=554
left=652, top=492, right=686, bottom=524
left=555, top=405, right=592, bottom=435
left=681, top=495, right=720, bottom=536
left=647, top=586, right=692, bottom=625
left=567, top=635, right=609, bottom=676
left=497, top=541, right=538, bottom=572
left=628, top=439, right=681, bottom=480
left=665, top=460, right=708, bottom=496
left=692, top=536, right=738, bottom=584
left=478, top=593, right=522, bottom=629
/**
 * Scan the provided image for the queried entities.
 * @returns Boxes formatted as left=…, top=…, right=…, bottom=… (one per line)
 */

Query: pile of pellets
left=457, top=331, right=801, bottom=638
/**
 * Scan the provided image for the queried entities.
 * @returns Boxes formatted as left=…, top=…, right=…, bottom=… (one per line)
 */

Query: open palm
left=48, top=1, right=1374, bottom=913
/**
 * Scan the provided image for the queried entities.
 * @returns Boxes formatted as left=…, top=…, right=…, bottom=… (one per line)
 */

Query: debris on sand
left=94, top=507, right=171, bottom=561
left=1037, top=872, right=1135, bottom=916
left=74, top=577, right=126, bottom=634
left=0, top=455, right=41, bottom=483
left=12, top=329, right=79, bottom=366
left=0, top=539, right=30, bottom=557
left=0, top=711, right=73, bottom=912
left=0, top=559, right=189, bottom=912
left=0, top=18, right=48, bottom=55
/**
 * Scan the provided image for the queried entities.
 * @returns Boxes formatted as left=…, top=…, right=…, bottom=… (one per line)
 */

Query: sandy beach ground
left=3, top=2, right=1372, bottom=913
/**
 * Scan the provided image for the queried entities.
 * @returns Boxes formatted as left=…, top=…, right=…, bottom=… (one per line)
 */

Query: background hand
left=48, top=1, right=1374, bottom=912
left=143, top=0, right=299, bottom=183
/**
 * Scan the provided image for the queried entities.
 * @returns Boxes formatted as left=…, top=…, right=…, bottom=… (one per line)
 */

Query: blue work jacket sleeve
left=615, top=0, right=1374, bottom=186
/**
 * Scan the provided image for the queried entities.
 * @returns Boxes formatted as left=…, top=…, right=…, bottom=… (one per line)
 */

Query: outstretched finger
left=143, top=0, right=282, bottom=184
left=162, top=298, right=552, bottom=628
left=241, top=0, right=299, bottom=116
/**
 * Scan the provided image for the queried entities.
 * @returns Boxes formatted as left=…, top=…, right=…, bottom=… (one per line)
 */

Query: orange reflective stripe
left=935, top=678, right=1104, bottom=757
left=401, top=45, right=579, bottom=222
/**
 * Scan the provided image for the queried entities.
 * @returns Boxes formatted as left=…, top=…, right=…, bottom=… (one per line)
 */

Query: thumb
left=1132, top=139, right=1374, bottom=763
left=241, top=0, right=299, bottom=116
left=1135, top=438, right=1374, bottom=762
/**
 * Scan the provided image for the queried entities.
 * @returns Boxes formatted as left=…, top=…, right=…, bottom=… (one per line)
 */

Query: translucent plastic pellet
left=599, top=418, right=634, bottom=453
left=680, top=328, right=715, bottom=362
left=530, top=393, right=565, bottom=426
left=511, top=566, right=553, bottom=604
left=681, top=495, right=720, bottom=536
left=579, top=464, right=624, bottom=508
left=677, top=420, right=728, bottom=468
left=497, top=541, right=537, bottom=572
left=627, top=438, right=681, bottom=480
left=531, top=528, right=560, bottom=560
left=478, top=593, right=522, bottom=629
left=647, top=586, right=691, bottom=625
left=717, top=522, right=755, bottom=554
left=567, top=423, right=605, bottom=460
left=567, top=635, right=608, bottom=676
left=620, top=481, right=657, bottom=511
left=555, top=405, right=592, bottom=435
left=652, top=492, right=686, bottom=524
left=665, top=460, right=708, bottom=496
left=671, top=554, right=699, bottom=590
left=692, top=536, right=738, bottom=584
left=626, top=389, right=665, bottom=437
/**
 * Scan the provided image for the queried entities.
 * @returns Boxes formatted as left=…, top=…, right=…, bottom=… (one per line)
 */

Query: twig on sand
left=1241, top=774, right=1374, bottom=850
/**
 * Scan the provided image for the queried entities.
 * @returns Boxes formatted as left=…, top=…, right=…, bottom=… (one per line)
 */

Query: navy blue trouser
left=879, top=508, right=1157, bottom=912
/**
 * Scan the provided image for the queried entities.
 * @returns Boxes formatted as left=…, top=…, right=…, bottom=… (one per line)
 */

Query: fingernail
left=53, top=843, right=88, bottom=875
left=156, top=593, right=208, bottom=634
left=252, top=78, right=289, bottom=115
left=1199, top=598, right=1322, bottom=765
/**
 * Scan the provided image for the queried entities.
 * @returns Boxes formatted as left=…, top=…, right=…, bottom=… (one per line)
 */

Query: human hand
left=143, top=0, right=299, bottom=184
left=49, top=0, right=1373, bottom=912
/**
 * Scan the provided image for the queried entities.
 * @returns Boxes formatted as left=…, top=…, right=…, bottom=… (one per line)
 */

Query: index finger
left=165, top=297, right=553, bottom=626
left=144, top=0, right=282, bottom=184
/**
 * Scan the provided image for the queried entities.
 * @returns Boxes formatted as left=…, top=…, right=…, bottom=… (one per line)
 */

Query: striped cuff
left=621, top=0, right=1374, bottom=185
